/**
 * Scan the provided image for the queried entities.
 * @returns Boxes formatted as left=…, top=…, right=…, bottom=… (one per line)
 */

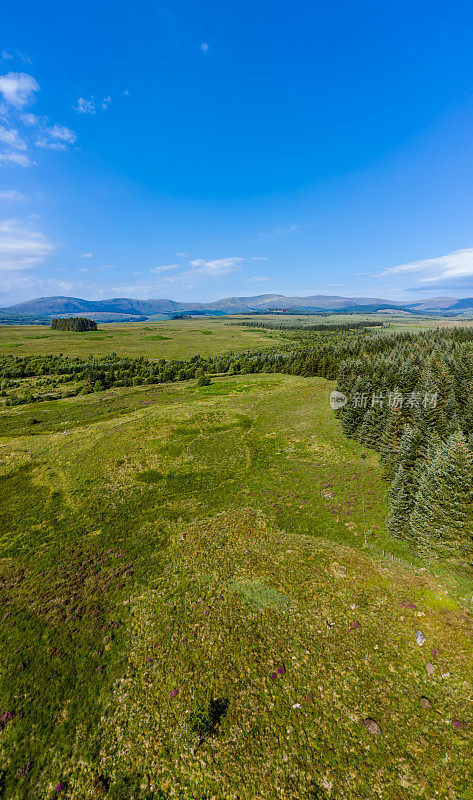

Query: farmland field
left=1, top=370, right=472, bottom=799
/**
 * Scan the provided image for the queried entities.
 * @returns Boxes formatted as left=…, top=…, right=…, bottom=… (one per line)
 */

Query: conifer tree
left=410, top=431, right=473, bottom=559
left=357, top=406, right=385, bottom=449
left=395, top=424, right=420, bottom=476
left=387, top=464, right=413, bottom=540
left=380, top=400, right=406, bottom=477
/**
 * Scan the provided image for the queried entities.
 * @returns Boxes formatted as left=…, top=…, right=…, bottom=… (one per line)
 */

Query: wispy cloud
left=107, top=278, right=190, bottom=297
left=36, top=123, right=77, bottom=151
left=200, top=43, right=209, bottom=52
left=0, top=274, right=81, bottom=304
left=0, top=72, right=38, bottom=112
left=75, top=97, right=96, bottom=114
left=20, top=112, right=39, bottom=126
left=75, top=95, right=113, bottom=114
left=246, top=276, right=270, bottom=283
left=0, top=190, right=25, bottom=202
left=0, top=71, right=76, bottom=164
left=257, top=224, right=301, bottom=240
left=190, top=257, right=243, bottom=275
left=379, top=248, right=473, bottom=285
left=0, top=151, right=32, bottom=167
left=0, top=218, right=55, bottom=271
left=0, top=125, right=27, bottom=150
left=0, top=123, right=31, bottom=166
left=150, top=263, right=180, bottom=274
left=80, top=252, right=93, bottom=258
left=1, top=50, right=31, bottom=65
left=0, top=72, right=39, bottom=108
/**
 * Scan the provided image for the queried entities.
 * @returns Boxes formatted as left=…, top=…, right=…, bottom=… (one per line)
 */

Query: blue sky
left=2, top=1, right=473, bottom=304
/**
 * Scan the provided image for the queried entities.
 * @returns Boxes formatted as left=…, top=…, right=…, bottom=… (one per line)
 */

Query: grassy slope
left=0, top=374, right=472, bottom=799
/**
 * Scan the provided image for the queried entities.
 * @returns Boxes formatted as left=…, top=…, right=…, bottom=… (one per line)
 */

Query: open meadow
left=0, top=365, right=472, bottom=799
left=0, top=319, right=282, bottom=360
left=2, top=312, right=473, bottom=362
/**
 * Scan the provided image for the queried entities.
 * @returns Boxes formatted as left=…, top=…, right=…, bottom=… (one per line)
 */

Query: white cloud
left=190, top=257, right=243, bottom=275
left=176, top=251, right=190, bottom=257
left=0, top=126, right=27, bottom=150
left=35, top=122, right=76, bottom=151
left=36, top=139, right=64, bottom=151
left=257, top=224, right=301, bottom=239
left=0, top=218, right=55, bottom=271
left=200, top=43, right=209, bottom=52
left=49, top=124, right=76, bottom=143
left=0, top=76, right=75, bottom=163
left=150, top=264, right=180, bottom=274
left=31, top=120, right=76, bottom=151
left=18, top=52, right=33, bottom=66
left=75, top=97, right=96, bottom=114
left=75, top=95, right=113, bottom=113
left=1, top=50, right=13, bottom=62
left=0, top=274, right=79, bottom=302
left=80, top=252, right=93, bottom=258
left=246, top=276, right=270, bottom=283
left=0, top=124, right=30, bottom=166
left=379, top=248, right=473, bottom=284
left=0, top=190, right=24, bottom=202
left=0, top=72, right=39, bottom=108
left=0, top=151, right=32, bottom=167
left=20, top=112, right=40, bottom=126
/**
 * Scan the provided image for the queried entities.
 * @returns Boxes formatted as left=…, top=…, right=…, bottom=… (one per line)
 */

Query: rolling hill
left=2, top=293, right=470, bottom=318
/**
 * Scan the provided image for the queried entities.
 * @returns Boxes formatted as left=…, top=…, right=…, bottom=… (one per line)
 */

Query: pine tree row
left=336, top=329, right=473, bottom=564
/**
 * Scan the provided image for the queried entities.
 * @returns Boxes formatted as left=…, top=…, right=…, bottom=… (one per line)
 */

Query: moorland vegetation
left=0, top=321, right=472, bottom=798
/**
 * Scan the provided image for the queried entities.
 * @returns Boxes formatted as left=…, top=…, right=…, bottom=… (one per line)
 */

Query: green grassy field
left=2, top=313, right=472, bottom=362
left=1, top=373, right=472, bottom=799
left=0, top=319, right=281, bottom=359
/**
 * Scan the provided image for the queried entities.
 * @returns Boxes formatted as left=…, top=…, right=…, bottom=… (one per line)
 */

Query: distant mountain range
left=1, top=293, right=472, bottom=320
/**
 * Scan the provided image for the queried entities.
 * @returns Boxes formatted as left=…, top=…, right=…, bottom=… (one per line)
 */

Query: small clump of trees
left=51, top=317, right=98, bottom=331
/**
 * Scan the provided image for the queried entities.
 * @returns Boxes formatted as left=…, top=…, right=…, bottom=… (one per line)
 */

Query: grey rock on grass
left=415, top=630, right=426, bottom=646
